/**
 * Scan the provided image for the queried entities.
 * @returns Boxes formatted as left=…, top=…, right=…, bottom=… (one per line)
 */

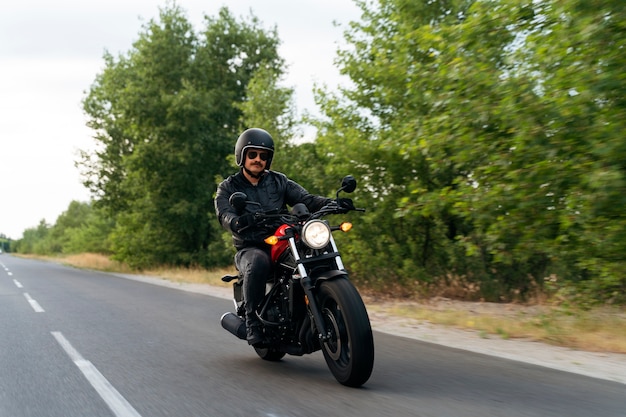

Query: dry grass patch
left=53, top=253, right=236, bottom=288
left=366, top=298, right=626, bottom=353
left=139, top=265, right=236, bottom=288
left=17, top=253, right=132, bottom=273
left=18, top=253, right=235, bottom=287
left=60, top=253, right=133, bottom=273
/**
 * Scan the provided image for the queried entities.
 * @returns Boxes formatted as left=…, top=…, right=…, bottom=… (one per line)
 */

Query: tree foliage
left=0, top=234, right=11, bottom=253
left=13, top=202, right=113, bottom=255
left=313, top=0, right=626, bottom=302
left=78, top=4, right=284, bottom=268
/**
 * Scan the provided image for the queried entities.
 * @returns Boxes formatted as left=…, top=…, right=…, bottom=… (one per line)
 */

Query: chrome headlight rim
left=301, top=220, right=331, bottom=249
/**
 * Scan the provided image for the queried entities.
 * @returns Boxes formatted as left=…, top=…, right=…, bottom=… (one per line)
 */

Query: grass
left=34, top=253, right=237, bottom=288
left=365, top=299, right=626, bottom=353
left=19, top=252, right=626, bottom=354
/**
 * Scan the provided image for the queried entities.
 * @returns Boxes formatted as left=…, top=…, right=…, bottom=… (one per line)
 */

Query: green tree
left=0, top=235, right=11, bottom=253
left=55, top=202, right=115, bottom=254
left=315, top=0, right=626, bottom=302
left=80, top=4, right=284, bottom=268
left=474, top=0, right=626, bottom=301
left=314, top=0, right=493, bottom=294
left=15, top=219, right=51, bottom=255
left=41, top=200, right=92, bottom=253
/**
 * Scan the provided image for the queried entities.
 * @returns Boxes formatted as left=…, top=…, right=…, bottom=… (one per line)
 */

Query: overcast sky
left=0, top=0, right=360, bottom=240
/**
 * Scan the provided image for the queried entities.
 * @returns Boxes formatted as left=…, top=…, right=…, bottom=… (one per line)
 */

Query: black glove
left=337, top=198, right=355, bottom=211
left=230, top=213, right=255, bottom=232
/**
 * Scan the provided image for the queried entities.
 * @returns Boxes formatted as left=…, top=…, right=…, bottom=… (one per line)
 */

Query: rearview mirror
left=229, top=192, right=248, bottom=212
left=341, top=175, right=357, bottom=193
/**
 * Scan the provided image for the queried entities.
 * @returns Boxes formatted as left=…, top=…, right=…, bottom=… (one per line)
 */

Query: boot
left=246, top=321, right=265, bottom=346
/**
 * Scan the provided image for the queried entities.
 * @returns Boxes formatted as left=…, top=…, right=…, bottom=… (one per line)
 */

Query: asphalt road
left=1, top=255, right=624, bottom=417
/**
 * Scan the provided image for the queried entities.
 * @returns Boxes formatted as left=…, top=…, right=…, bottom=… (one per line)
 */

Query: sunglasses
left=247, top=150, right=269, bottom=161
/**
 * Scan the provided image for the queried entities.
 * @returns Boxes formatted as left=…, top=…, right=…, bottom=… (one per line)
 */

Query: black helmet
left=234, top=128, right=275, bottom=169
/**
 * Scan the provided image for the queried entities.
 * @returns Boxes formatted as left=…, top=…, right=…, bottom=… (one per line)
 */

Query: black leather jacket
left=215, top=170, right=331, bottom=250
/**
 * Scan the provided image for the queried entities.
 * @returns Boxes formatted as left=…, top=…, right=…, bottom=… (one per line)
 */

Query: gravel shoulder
left=114, top=273, right=626, bottom=386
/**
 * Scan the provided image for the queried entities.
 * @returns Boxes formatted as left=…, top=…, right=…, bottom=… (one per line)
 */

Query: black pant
left=234, top=246, right=271, bottom=326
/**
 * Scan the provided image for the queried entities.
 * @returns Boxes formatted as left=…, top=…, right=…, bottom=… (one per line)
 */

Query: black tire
left=254, top=346, right=286, bottom=361
left=318, top=278, right=374, bottom=387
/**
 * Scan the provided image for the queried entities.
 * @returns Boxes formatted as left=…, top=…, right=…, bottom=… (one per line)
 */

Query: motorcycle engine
left=267, top=303, right=282, bottom=324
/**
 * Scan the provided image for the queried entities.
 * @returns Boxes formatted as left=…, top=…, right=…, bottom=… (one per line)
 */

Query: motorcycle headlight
left=301, top=220, right=331, bottom=249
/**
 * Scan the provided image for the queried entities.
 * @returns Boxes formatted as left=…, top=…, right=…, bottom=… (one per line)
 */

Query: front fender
left=310, top=269, right=349, bottom=288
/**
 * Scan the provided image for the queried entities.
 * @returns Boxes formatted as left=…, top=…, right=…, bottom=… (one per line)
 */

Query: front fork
left=288, top=235, right=344, bottom=343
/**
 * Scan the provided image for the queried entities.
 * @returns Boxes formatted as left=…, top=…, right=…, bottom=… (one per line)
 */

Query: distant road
left=1, top=255, right=624, bottom=417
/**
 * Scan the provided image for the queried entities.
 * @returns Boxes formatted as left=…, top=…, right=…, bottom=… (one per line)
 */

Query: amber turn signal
left=340, top=222, right=353, bottom=232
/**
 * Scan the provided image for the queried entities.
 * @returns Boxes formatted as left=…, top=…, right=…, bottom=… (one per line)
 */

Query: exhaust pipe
left=220, top=312, right=247, bottom=340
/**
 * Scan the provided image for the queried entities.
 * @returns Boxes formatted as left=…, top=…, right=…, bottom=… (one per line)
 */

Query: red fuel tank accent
left=270, top=224, right=293, bottom=263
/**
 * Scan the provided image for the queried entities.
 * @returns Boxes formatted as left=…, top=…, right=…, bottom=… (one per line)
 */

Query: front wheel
left=317, top=278, right=374, bottom=387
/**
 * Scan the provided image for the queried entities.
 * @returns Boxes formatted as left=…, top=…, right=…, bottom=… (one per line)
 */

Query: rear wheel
left=318, top=278, right=374, bottom=387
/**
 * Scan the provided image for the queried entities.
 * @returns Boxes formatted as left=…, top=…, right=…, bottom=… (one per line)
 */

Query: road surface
left=1, top=255, right=624, bottom=416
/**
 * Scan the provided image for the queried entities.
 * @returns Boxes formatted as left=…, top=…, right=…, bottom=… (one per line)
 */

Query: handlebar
left=310, top=201, right=365, bottom=220
left=238, top=201, right=364, bottom=233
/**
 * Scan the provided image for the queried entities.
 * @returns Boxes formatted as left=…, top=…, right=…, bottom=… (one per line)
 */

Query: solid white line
left=13, top=279, right=23, bottom=288
left=23, top=292, right=45, bottom=312
left=51, top=332, right=142, bottom=417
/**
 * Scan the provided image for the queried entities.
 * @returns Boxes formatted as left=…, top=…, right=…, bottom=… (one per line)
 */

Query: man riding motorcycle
left=214, top=128, right=353, bottom=345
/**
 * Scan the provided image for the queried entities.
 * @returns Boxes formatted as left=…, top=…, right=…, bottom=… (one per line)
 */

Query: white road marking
left=13, top=279, right=23, bottom=288
left=7, top=271, right=12, bottom=276
left=23, top=292, right=45, bottom=312
left=51, top=332, right=142, bottom=417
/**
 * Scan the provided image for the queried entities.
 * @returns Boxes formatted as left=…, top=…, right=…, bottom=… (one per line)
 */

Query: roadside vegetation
left=6, top=0, right=625, bottom=351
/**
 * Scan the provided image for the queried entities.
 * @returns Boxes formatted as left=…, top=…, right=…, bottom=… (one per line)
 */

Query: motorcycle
left=220, top=175, right=374, bottom=387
